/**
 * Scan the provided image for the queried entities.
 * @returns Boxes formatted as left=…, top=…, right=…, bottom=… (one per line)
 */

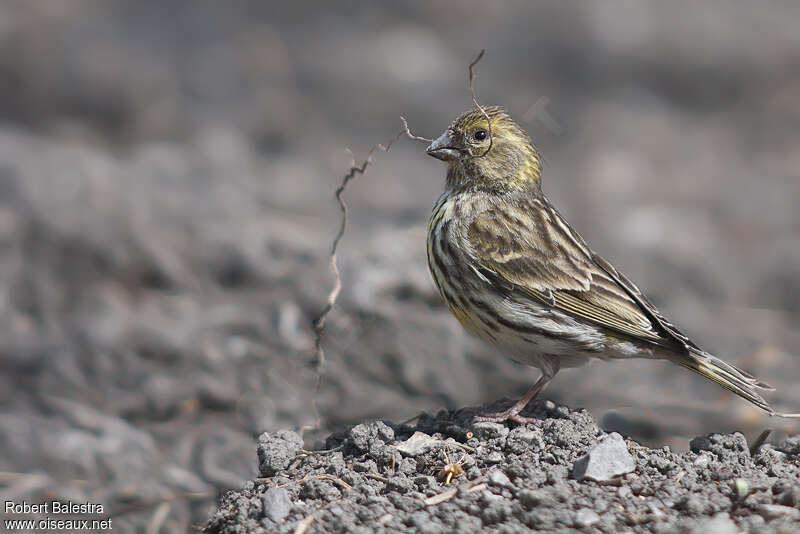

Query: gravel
left=204, top=400, right=800, bottom=533
left=572, top=432, right=635, bottom=482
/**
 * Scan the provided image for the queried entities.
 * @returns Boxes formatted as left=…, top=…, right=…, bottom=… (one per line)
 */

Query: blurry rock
left=261, top=487, right=292, bottom=523
left=575, top=509, right=600, bottom=528
left=758, top=504, right=800, bottom=520
left=691, top=513, right=737, bottom=534
left=689, top=436, right=712, bottom=454
left=471, top=422, right=509, bottom=441
left=776, top=487, right=799, bottom=507
left=779, top=436, right=800, bottom=455
left=573, top=432, right=635, bottom=482
left=487, top=468, right=512, bottom=489
left=345, top=421, right=395, bottom=454
left=257, top=430, right=303, bottom=477
left=689, top=433, right=749, bottom=463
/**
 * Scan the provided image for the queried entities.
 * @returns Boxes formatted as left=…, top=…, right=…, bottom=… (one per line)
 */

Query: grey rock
left=347, top=421, right=395, bottom=453
left=519, top=489, right=544, bottom=509
left=777, top=487, right=799, bottom=507
left=257, top=430, right=303, bottom=477
left=689, top=433, right=749, bottom=463
left=689, top=436, right=712, bottom=454
left=575, top=508, right=600, bottom=527
left=487, top=468, right=511, bottom=488
left=573, top=432, right=635, bottom=482
left=505, top=427, right=544, bottom=454
left=675, top=496, right=706, bottom=515
left=261, top=487, right=292, bottom=523
left=471, top=422, right=509, bottom=441
left=758, top=504, right=800, bottom=520
left=691, top=513, right=738, bottom=534
left=395, top=431, right=440, bottom=456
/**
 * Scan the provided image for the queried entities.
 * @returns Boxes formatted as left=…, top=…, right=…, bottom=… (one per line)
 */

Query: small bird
left=425, top=106, right=797, bottom=423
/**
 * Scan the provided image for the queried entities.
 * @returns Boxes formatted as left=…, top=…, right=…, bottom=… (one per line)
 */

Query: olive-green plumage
left=425, top=106, right=796, bottom=423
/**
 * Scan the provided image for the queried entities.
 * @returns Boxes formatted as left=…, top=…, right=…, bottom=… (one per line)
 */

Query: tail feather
left=677, top=349, right=800, bottom=418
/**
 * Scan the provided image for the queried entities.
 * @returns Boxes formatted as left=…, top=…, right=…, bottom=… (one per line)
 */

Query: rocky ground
left=1, top=2, right=799, bottom=533
left=205, top=400, right=800, bottom=533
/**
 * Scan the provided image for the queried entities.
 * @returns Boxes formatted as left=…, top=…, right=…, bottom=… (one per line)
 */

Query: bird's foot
left=456, top=404, right=539, bottom=425
left=454, top=374, right=553, bottom=425
left=474, top=410, right=539, bottom=425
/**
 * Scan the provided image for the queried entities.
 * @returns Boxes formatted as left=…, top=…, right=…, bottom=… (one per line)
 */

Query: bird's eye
left=473, top=129, right=488, bottom=141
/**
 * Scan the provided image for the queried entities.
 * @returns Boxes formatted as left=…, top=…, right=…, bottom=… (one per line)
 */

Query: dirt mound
left=205, top=400, right=800, bottom=533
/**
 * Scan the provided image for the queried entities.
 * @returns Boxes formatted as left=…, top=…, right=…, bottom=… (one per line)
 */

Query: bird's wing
left=466, top=198, right=682, bottom=348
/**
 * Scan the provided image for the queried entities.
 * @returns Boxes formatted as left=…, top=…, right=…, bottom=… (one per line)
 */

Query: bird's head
left=426, top=107, right=542, bottom=194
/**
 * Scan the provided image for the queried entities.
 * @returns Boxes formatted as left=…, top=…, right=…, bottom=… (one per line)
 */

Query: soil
left=205, top=400, right=800, bottom=533
left=1, top=3, right=799, bottom=532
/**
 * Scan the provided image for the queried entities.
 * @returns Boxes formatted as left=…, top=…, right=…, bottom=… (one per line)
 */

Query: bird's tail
left=675, top=349, right=800, bottom=418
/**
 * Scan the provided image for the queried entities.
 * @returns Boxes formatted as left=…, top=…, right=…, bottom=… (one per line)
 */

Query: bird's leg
left=471, top=372, right=554, bottom=424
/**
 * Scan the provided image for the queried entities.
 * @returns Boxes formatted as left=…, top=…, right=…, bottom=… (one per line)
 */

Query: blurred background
left=1, top=1, right=799, bottom=531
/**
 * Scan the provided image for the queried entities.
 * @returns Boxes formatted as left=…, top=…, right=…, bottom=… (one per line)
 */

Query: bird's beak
left=426, top=131, right=460, bottom=161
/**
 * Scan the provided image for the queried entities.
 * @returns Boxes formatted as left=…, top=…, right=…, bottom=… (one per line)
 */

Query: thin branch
left=468, top=49, right=493, bottom=158
left=302, top=119, right=431, bottom=436
left=400, top=116, right=433, bottom=142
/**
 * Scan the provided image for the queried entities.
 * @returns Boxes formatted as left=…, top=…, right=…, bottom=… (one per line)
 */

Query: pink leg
left=471, top=372, right=554, bottom=424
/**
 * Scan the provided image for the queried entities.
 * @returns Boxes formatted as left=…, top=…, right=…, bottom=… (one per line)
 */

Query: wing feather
left=467, top=198, right=678, bottom=348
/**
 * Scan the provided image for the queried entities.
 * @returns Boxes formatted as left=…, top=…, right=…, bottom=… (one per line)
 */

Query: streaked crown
left=427, top=107, right=542, bottom=194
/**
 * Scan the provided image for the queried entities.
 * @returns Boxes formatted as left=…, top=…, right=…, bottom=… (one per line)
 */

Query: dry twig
left=364, top=472, right=389, bottom=483
left=302, top=121, right=430, bottom=436
left=303, top=51, right=488, bottom=436
left=468, top=49, right=493, bottom=158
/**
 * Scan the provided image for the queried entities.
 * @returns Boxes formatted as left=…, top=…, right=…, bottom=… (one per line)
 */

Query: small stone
left=572, top=433, right=635, bottom=482
left=487, top=468, right=511, bottom=488
left=471, top=422, right=509, bottom=441
left=758, top=503, right=800, bottom=520
left=648, top=455, right=671, bottom=472
left=395, top=431, right=439, bottom=456
left=352, top=459, right=377, bottom=473
left=326, top=452, right=346, bottom=475
left=385, top=475, right=413, bottom=494
left=257, top=430, right=303, bottom=476
left=519, top=489, right=544, bottom=509
left=506, top=427, right=544, bottom=453
left=689, top=436, right=712, bottom=454
left=480, top=496, right=511, bottom=524
left=772, top=481, right=789, bottom=495
left=414, top=475, right=435, bottom=488
left=399, top=457, right=417, bottom=474
left=689, top=433, right=749, bottom=462
left=648, top=502, right=666, bottom=519
left=693, top=453, right=712, bottom=467
left=575, top=509, right=600, bottom=527
left=778, top=436, right=800, bottom=455
left=675, top=496, right=705, bottom=515
left=299, top=478, right=341, bottom=500
left=744, top=515, right=765, bottom=531
left=262, top=487, right=292, bottom=523
left=348, top=421, right=395, bottom=453
left=625, top=511, right=648, bottom=525
left=690, top=512, right=737, bottom=534
left=484, top=451, right=505, bottom=464
left=777, top=487, right=799, bottom=507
